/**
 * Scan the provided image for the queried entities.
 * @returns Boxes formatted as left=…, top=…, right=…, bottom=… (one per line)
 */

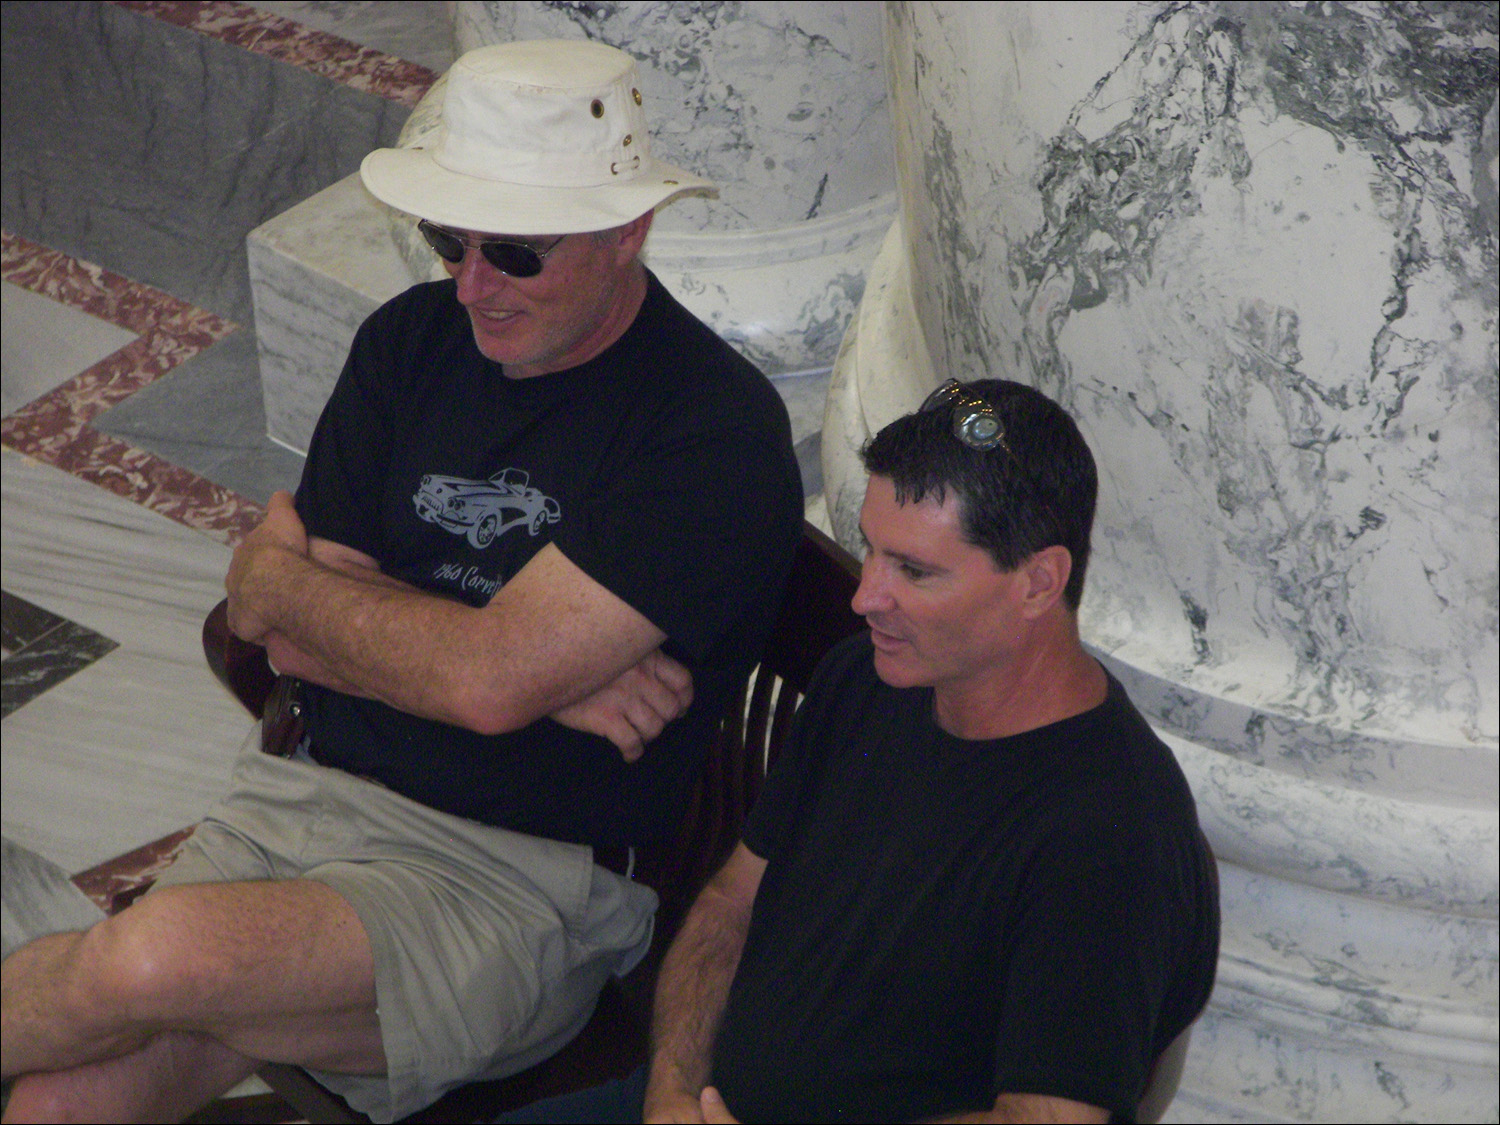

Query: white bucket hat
left=361, top=39, right=715, bottom=235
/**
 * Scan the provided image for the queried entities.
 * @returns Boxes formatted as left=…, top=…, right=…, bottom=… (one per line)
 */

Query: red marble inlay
left=113, top=0, right=438, bottom=107
left=1, top=230, right=265, bottom=545
left=1, top=232, right=230, bottom=340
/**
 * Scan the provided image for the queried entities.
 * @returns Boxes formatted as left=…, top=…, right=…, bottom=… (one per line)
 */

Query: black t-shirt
left=711, top=635, right=1220, bottom=1123
left=293, top=272, right=803, bottom=847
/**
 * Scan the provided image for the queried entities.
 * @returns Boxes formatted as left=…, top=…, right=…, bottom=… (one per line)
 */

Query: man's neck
left=933, top=624, right=1108, bottom=742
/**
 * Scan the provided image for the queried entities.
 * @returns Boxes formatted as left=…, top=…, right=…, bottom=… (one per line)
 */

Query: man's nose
left=850, top=559, right=890, bottom=617
left=453, top=247, right=505, bottom=305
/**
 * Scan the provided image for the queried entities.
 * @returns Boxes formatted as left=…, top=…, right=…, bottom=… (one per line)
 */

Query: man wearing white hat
left=1, top=40, right=802, bottom=1123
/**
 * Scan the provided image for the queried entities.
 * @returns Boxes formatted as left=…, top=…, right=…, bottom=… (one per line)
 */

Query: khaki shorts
left=154, top=736, right=658, bottom=1122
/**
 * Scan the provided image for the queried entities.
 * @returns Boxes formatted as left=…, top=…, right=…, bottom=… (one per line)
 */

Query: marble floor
left=1, top=2, right=454, bottom=1116
left=0, top=0, right=452, bottom=861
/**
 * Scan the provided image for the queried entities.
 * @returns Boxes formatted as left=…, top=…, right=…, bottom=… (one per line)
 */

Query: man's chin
left=870, top=647, right=926, bottom=690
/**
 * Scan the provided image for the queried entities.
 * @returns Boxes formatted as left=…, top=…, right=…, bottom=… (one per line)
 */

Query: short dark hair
left=860, top=379, right=1098, bottom=609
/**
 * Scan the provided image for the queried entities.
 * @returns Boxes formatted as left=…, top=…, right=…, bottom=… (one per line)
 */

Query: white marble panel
left=453, top=1, right=893, bottom=233
left=1183, top=1001, right=1498, bottom=1122
left=1170, top=734, right=1497, bottom=915
left=1, top=281, right=137, bottom=417
left=249, top=174, right=416, bottom=454
left=1, top=450, right=256, bottom=874
left=1097, top=651, right=1498, bottom=809
left=878, top=1, right=1500, bottom=754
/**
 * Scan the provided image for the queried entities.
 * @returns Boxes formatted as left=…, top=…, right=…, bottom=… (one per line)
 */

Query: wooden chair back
left=635, top=521, right=864, bottom=935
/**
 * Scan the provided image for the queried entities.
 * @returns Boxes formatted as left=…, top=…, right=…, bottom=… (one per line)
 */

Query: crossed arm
left=644, top=842, right=1110, bottom=1124
left=224, top=491, right=692, bottom=758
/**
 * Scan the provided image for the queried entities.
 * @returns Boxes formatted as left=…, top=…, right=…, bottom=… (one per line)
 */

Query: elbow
left=449, top=678, right=533, bottom=737
left=453, top=698, right=522, bottom=737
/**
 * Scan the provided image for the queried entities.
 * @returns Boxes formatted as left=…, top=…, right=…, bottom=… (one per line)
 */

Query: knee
left=67, top=890, right=213, bottom=1021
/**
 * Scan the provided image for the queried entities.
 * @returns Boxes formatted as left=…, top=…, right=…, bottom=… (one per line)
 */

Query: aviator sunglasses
left=418, top=219, right=566, bottom=278
left=920, top=379, right=1015, bottom=456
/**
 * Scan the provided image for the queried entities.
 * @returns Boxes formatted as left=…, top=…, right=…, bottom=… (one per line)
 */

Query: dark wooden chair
left=70, top=521, right=865, bottom=1124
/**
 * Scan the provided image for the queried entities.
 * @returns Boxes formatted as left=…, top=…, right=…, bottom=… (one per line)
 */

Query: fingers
left=642, top=648, right=694, bottom=703
left=261, top=491, right=308, bottom=553
left=699, top=1087, right=739, bottom=1124
left=633, top=654, right=694, bottom=721
left=549, top=650, right=697, bottom=761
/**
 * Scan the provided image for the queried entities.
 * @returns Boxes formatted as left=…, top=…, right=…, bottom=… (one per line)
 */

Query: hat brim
left=360, top=147, right=716, bottom=235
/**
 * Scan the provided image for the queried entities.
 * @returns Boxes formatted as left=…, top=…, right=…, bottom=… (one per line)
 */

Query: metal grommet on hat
left=359, top=39, right=716, bottom=234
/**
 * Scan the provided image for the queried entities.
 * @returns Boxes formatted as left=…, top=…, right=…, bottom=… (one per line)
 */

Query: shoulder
left=624, top=273, right=786, bottom=413
left=360, top=279, right=463, bottom=337
left=1027, top=676, right=1204, bottom=853
left=351, top=279, right=469, bottom=362
left=342, top=280, right=478, bottom=392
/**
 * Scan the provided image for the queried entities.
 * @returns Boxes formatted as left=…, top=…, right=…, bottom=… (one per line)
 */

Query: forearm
left=259, top=557, right=421, bottom=696
left=228, top=492, right=668, bottom=735
left=647, top=886, right=753, bottom=1104
left=235, top=546, right=497, bottom=725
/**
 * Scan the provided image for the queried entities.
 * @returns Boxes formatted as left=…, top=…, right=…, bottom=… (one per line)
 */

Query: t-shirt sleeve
left=550, top=388, right=802, bottom=668
left=294, top=312, right=399, bottom=559
left=990, top=829, right=1179, bottom=1118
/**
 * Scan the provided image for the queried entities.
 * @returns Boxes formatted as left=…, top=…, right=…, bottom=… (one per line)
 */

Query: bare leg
left=2, top=878, right=385, bottom=1120
left=4, top=1031, right=256, bottom=1124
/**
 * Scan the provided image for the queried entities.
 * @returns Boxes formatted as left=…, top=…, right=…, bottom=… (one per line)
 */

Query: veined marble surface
left=245, top=0, right=457, bottom=74
left=825, top=4, right=1499, bottom=1120
left=454, top=0, right=894, bottom=233
left=883, top=1, right=1498, bottom=754
left=1, top=449, right=255, bottom=874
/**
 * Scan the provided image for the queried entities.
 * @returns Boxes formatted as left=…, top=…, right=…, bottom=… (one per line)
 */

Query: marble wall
left=394, top=1, right=898, bottom=379
left=824, top=3, right=1498, bottom=1120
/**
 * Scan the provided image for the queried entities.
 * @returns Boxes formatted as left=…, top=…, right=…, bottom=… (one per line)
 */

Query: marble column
left=824, top=3, right=1498, bottom=1120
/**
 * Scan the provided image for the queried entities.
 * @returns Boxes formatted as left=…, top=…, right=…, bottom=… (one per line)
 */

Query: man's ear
left=1017, top=545, right=1072, bottom=618
left=614, top=210, right=654, bottom=263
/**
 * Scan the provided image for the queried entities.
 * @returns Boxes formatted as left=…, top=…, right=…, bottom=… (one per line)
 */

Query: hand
left=225, top=491, right=310, bottom=642
left=699, top=1087, right=741, bottom=1124
left=642, top=1088, right=707, bottom=1124
left=552, top=648, right=694, bottom=761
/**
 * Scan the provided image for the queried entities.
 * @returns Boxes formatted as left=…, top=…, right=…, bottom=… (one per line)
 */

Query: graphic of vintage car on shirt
left=413, top=468, right=561, bottom=548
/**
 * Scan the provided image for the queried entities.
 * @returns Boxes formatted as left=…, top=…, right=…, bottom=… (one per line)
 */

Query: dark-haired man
left=639, top=379, right=1220, bottom=1123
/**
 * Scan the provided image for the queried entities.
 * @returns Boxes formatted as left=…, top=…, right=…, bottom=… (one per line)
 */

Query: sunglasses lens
left=481, top=242, right=544, bottom=279
left=419, top=222, right=464, bottom=264
left=956, top=411, right=1004, bottom=451
left=920, top=380, right=960, bottom=413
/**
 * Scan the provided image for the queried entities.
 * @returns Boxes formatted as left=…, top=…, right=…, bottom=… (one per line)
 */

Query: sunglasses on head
left=417, top=219, right=566, bottom=279
left=920, top=379, right=1014, bottom=456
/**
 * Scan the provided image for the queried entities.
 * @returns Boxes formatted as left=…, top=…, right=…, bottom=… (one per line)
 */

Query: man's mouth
left=867, top=623, right=907, bottom=652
